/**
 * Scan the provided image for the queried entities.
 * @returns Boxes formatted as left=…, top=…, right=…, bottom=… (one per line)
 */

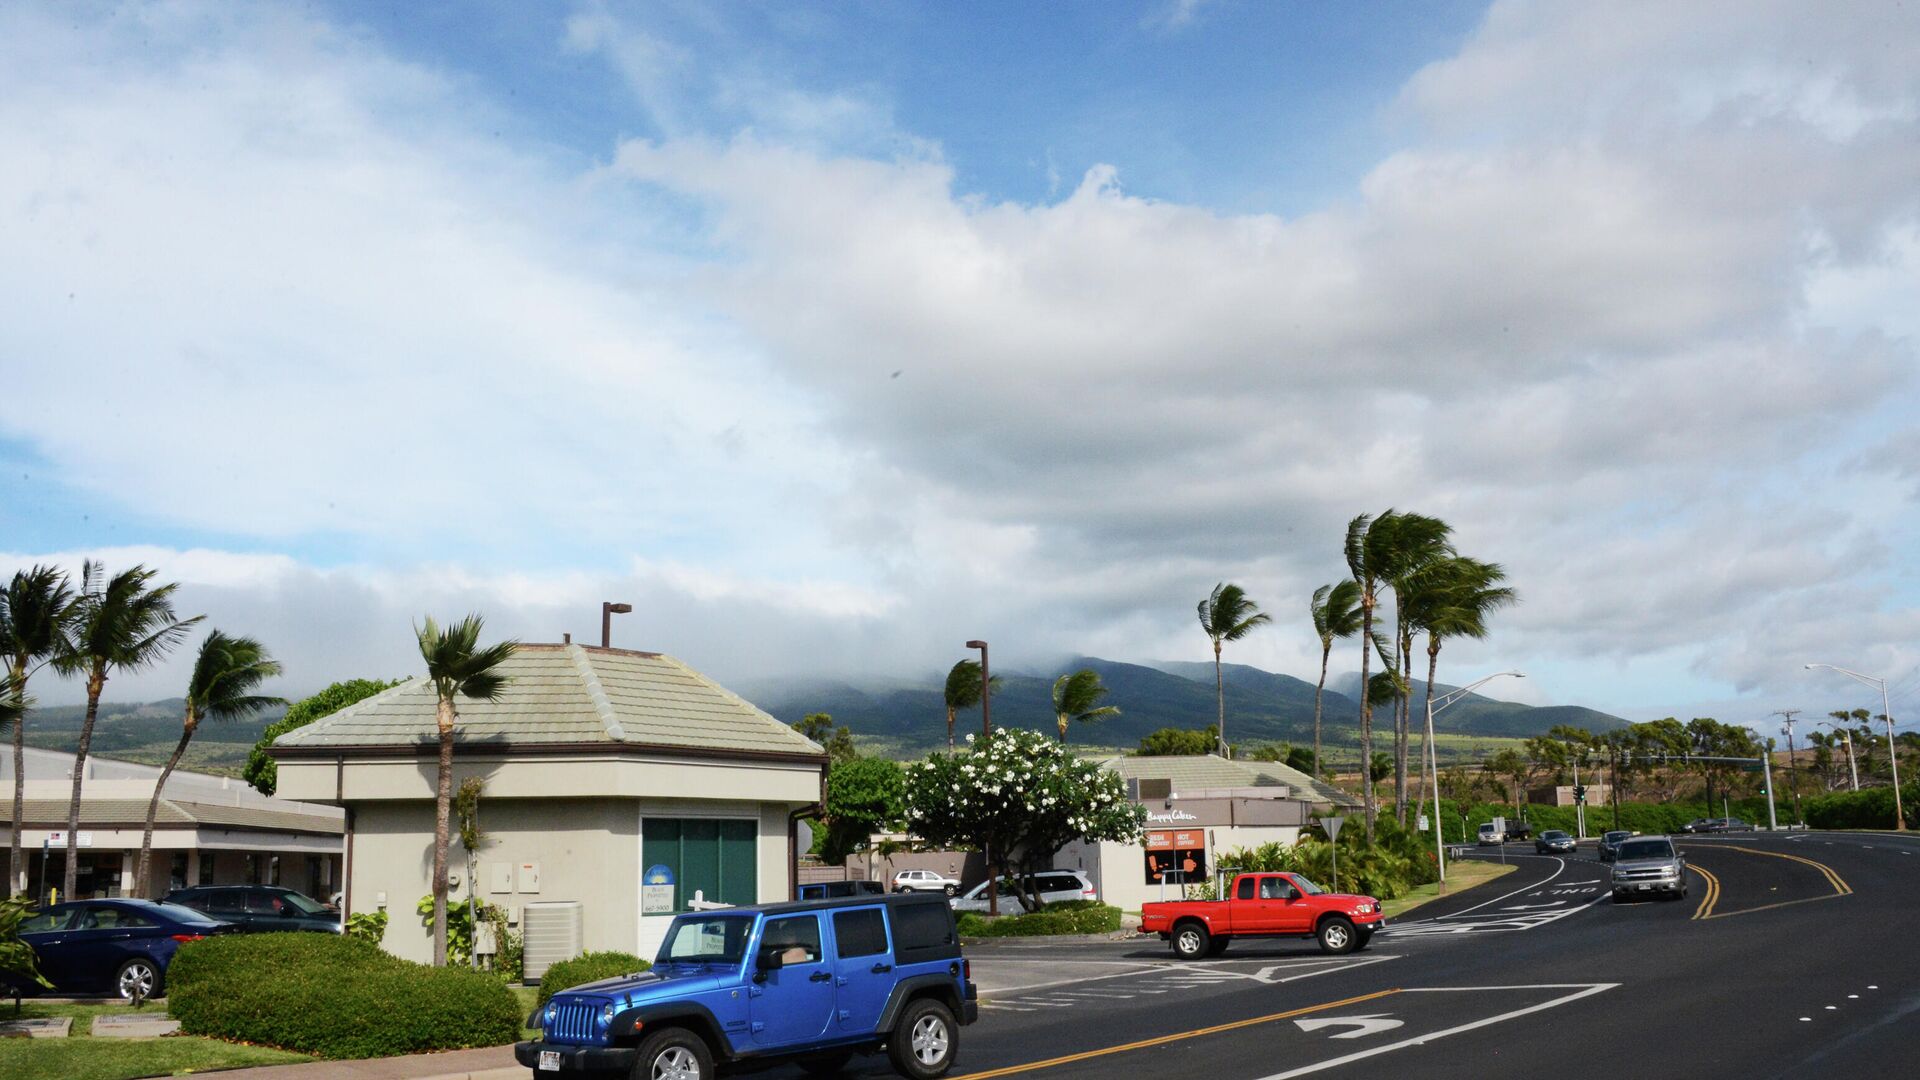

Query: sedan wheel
left=116, top=958, right=160, bottom=1002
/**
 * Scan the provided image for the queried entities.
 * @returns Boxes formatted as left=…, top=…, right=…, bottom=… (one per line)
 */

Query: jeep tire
left=630, top=1026, right=713, bottom=1080
left=1316, top=916, right=1358, bottom=955
left=888, top=997, right=958, bottom=1079
left=1170, top=922, right=1210, bottom=960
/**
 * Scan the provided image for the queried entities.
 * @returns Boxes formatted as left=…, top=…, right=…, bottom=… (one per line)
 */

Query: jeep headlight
left=599, top=1003, right=616, bottom=1028
left=542, top=1004, right=556, bottom=1030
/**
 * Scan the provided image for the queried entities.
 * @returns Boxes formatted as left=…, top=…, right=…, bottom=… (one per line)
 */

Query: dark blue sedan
left=17, top=899, right=235, bottom=1000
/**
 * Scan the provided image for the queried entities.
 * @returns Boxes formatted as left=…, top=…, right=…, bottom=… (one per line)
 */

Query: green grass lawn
left=1381, top=858, right=1518, bottom=919
left=0, top=1000, right=312, bottom=1079
left=513, top=984, right=541, bottom=1040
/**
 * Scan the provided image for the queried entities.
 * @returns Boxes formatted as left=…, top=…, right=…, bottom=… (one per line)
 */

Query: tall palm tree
left=1386, top=522, right=1451, bottom=824
left=1309, top=582, right=1362, bottom=780
left=1, top=565, right=77, bottom=898
left=56, top=563, right=200, bottom=900
left=417, top=615, right=516, bottom=967
left=136, top=632, right=285, bottom=896
left=1344, top=511, right=1451, bottom=840
left=1197, top=583, right=1270, bottom=759
left=942, top=660, right=1000, bottom=752
left=1405, top=556, right=1515, bottom=817
left=1051, top=668, right=1120, bottom=742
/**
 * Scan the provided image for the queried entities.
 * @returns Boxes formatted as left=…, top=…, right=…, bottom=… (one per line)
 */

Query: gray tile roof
left=1101, top=754, right=1362, bottom=809
left=1, top=798, right=344, bottom=835
left=271, top=644, right=825, bottom=758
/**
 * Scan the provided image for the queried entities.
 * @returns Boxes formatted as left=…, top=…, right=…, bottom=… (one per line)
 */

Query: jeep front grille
left=548, top=1001, right=600, bottom=1044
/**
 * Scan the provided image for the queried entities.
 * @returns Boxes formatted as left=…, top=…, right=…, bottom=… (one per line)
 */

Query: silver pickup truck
left=1610, top=836, right=1688, bottom=901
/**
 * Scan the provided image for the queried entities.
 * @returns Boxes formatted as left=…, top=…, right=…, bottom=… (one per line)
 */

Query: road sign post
left=1319, top=816, right=1345, bottom=893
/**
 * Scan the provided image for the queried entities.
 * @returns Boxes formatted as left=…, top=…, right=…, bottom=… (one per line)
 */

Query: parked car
left=517, top=892, right=978, bottom=1079
left=949, top=870, right=1096, bottom=912
left=1140, top=871, right=1385, bottom=958
left=1598, top=830, right=1633, bottom=862
left=1534, top=830, right=1577, bottom=854
left=891, top=869, right=961, bottom=897
left=1701, top=818, right=1754, bottom=833
left=1610, top=836, right=1688, bottom=902
left=161, top=885, right=342, bottom=934
left=798, top=880, right=887, bottom=900
left=12, top=899, right=236, bottom=1000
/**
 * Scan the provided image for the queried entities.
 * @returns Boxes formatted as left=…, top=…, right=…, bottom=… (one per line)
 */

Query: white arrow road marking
left=1294, top=1014, right=1404, bottom=1039
left=1499, top=902, right=1566, bottom=911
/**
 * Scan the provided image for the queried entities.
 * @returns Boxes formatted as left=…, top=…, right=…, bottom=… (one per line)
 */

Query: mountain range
left=741, top=656, right=1625, bottom=754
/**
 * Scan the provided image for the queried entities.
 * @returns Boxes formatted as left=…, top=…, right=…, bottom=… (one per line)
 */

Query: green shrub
left=536, top=951, right=651, bottom=1006
left=345, top=909, right=388, bottom=945
left=168, top=933, right=521, bottom=1059
left=1805, top=784, right=1920, bottom=830
left=957, top=902, right=1121, bottom=938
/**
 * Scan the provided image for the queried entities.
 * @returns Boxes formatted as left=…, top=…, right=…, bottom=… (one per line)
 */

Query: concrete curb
left=407, top=1069, right=524, bottom=1080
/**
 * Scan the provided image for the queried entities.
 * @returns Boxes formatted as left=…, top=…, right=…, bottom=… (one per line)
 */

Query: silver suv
left=1610, top=836, right=1687, bottom=902
left=950, top=870, right=1097, bottom=912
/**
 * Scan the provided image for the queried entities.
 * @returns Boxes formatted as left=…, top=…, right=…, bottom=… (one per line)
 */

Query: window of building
left=641, top=818, right=757, bottom=914
left=169, top=852, right=188, bottom=892
left=198, top=852, right=216, bottom=885
left=267, top=855, right=281, bottom=886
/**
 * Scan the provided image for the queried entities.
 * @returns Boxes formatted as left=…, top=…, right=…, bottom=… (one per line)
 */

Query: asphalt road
left=795, top=830, right=1919, bottom=1079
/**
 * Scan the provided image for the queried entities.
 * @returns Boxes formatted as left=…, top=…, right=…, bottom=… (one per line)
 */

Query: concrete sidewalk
left=209, top=1044, right=521, bottom=1080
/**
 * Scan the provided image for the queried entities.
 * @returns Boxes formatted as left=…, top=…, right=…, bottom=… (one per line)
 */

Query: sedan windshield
left=657, top=915, right=753, bottom=965
left=1618, top=840, right=1674, bottom=861
left=1541, top=831, right=1569, bottom=840
left=1604, top=832, right=1631, bottom=842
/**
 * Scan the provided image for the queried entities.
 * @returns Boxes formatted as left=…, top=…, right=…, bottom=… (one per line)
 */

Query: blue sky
left=4, top=1, right=1919, bottom=730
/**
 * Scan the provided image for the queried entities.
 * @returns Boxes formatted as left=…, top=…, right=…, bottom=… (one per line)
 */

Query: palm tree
left=417, top=615, right=516, bottom=967
left=1, top=565, right=76, bottom=898
left=1197, top=583, right=1270, bottom=758
left=1309, top=582, right=1361, bottom=780
left=942, top=660, right=1000, bottom=752
left=1051, top=668, right=1120, bottom=742
left=56, top=563, right=200, bottom=900
left=1345, top=512, right=1450, bottom=840
left=1404, top=556, right=1515, bottom=819
left=1386, top=522, right=1451, bottom=825
left=136, top=632, right=285, bottom=896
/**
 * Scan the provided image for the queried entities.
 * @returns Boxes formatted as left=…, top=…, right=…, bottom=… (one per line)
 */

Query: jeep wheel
left=1316, top=916, right=1358, bottom=955
left=888, top=997, right=958, bottom=1079
left=631, top=1027, right=713, bottom=1080
left=1171, top=922, right=1210, bottom=960
left=800, top=1050, right=855, bottom=1076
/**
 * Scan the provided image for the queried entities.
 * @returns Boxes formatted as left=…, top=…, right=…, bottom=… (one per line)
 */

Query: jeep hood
left=557, top=965, right=730, bottom=1004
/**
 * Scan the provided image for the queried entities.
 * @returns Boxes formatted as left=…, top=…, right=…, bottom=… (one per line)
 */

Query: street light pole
left=1805, top=664, right=1905, bottom=830
left=601, top=602, right=633, bottom=648
left=965, top=640, right=990, bottom=737
left=1775, top=709, right=1803, bottom=825
left=1427, top=671, right=1525, bottom=885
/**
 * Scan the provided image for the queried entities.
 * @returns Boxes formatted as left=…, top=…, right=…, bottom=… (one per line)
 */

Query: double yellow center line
left=1690, top=844, right=1852, bottom=921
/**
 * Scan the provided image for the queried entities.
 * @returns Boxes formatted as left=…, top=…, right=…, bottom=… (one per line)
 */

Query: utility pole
left=1775, top=709, right=1803, bottom=825
left=1760, top=741, right=1779, bottom=830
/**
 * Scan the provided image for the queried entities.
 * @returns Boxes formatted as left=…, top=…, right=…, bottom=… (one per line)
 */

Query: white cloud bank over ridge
left=4, top=2, right=1920, bottom=721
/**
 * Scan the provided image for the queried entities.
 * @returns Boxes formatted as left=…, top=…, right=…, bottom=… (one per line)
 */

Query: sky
left=4, top=1, right=1920, bottom=736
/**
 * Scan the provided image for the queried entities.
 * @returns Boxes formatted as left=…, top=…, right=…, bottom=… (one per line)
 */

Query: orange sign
left=1145, top=829, right=1203, bottom=851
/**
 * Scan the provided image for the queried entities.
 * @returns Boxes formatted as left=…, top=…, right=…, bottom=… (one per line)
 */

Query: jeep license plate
left=539, top=1050, right=561, bottom=1071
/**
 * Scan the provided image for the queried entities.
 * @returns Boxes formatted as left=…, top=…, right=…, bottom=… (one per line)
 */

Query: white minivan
left=1477, top=822, right=1507, bottom=846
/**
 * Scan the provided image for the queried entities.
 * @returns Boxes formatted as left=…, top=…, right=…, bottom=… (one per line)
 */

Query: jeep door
left=830, top=906, right=892, bottom=1034
left=749, top=913, right=836, bottom=1048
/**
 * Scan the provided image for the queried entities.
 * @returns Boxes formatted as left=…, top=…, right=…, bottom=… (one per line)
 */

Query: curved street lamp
left=1804, top=664, right=1904, bottom=830
left=1427, top=671, right=1526, bottom=883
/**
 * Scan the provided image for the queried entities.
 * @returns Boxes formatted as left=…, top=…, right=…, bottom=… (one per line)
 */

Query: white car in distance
left=891, top=868, right=962, bottom=896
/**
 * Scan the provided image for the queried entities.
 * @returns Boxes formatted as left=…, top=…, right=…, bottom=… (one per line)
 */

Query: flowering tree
left=905, top=728, right=1145, bottom=912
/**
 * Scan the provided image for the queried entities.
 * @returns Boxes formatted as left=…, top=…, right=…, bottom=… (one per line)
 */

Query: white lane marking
left=980, top=963, right=1173, bottom=996
left=1293, top=1014, right=1404, bottom=1039
left=1253, top=984, right=1619, bottom=1080
left=1429, top=857, right=1568, bottom=920
left=1800, top=1017, right=1812, bottom=1022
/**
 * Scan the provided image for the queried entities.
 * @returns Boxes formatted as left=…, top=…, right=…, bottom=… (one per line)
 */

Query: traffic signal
left=1574, top=784, right=1586, bottom=804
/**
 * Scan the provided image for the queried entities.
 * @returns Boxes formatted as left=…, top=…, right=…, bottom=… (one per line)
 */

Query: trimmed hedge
left=169, top=933, right=521, bottom=1059
left=536, top=951, right=651, bottom=1007
left=1805, top=784, right=1920, bottom=830
left=957, top=901, right=1122, bottom=938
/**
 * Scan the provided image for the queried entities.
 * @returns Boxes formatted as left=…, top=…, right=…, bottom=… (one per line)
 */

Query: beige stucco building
left=270, top=643, right=826, bottom=966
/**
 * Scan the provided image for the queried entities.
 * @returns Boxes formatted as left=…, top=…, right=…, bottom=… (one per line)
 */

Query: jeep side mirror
left=756, top=947, right=786, bottom=972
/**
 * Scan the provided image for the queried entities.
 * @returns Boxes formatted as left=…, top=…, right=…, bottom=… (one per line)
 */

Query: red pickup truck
left=1140, top=871, right=1385, bottom=959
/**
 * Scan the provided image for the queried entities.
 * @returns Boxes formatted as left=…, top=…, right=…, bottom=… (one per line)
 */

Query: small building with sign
left=268, top=642, right=827, bottom=967
left=1053, top=754, right=1361, bottom=913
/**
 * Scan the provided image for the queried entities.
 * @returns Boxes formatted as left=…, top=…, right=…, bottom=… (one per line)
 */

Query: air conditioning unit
left=522, top=901, right=583, bottom=982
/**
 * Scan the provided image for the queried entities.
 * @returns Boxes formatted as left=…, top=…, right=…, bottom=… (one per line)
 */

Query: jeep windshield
left=656, top=914, right=754, bottom=965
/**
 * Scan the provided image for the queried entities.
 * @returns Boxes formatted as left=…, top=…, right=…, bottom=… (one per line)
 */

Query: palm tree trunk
left=1418, top=641, right=1440, bottom=820
left=1213, top=641, right=1226, bottom=758
left=9, top=676, right=25, bottom=898
left=138, top=717, right=195, bottom=898
left=1394, top=633, right=1411, bottom=825
left=432, top=699, right=456, bottom=967
left=1312, top=643, right=1330, bottom=779
left=1358, top=593, right=1375, bottom=841
left=946, top=706, right=956, bottom=752
left=64, top=668, right=105, bottom=901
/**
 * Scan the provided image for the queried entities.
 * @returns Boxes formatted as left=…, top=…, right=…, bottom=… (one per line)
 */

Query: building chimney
left=563, top=632, right=572, bottom=644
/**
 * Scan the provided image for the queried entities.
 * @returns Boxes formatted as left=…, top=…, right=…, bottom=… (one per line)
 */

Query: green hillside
left=15, top=698, right=285, bottom=777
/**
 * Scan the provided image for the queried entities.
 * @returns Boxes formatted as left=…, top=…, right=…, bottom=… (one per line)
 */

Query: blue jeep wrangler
left=515, top=893, right=978, bottom=1079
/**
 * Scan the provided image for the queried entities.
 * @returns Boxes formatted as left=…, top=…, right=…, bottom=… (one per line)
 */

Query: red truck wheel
left=1316, top=916, right=1358, bottom=955
left=1171, top=922, right=1210, bottom=960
